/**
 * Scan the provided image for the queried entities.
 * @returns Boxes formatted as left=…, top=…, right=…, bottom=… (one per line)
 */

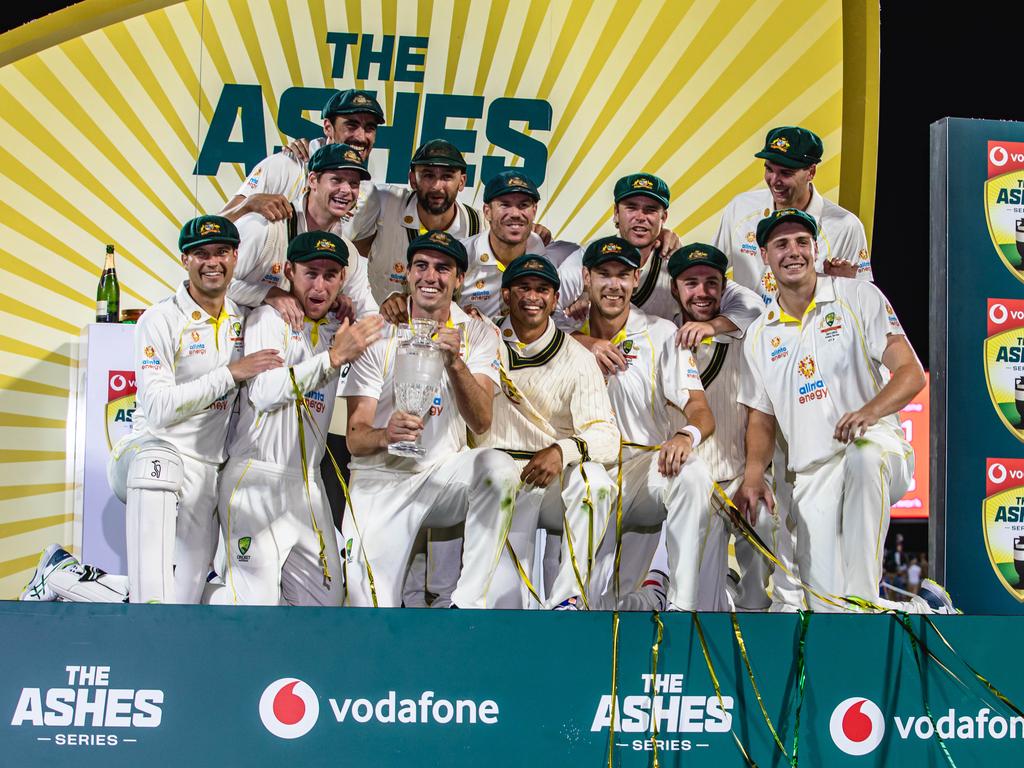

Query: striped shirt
left=479, top=317, right=619, bottom=467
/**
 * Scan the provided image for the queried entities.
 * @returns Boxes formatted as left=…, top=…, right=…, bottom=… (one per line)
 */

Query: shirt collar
left=176, top=281, right=228, bottom=324
left=764, top=276, right=836, bottom=325
left=405, top=297, right=466, bottom=330
left=804, top=183, right=824, bottom=221
left=580, top=307, right=647, bottom=345
left=498, top=315, right=555, bottom=355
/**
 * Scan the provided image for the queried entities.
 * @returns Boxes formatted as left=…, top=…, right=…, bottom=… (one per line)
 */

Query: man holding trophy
left=341, top=231, right=521, bottom=608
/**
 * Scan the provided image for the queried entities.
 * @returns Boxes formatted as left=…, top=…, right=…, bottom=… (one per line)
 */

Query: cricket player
left=212, top=231, right=383, bottom=605
left=220, top=88, right=384, bottom=248
left=736, top=209, right=953, bottom=613
left=341, top=231, right=521, bottom=608
left=572, top=238, right=716, bottom=612
left=380, top=170, right=549, bottom=322
left=714, top=126, right=871, bottom=302
left=672, top=244, right=801, bottom=611
left=365, top=139, right=484, bottom=304
left=556, top=173, right=762, bottom=372
left=21, top=216, right=283, bottom=604
left=479, top=254, right=619, bottom=609
left=229, top=143, right=378, bottom=326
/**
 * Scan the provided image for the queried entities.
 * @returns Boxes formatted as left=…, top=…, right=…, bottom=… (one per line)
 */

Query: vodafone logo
left=830, top=697, right=885, bottom=756
left=990, top=145, right=1009, bottom=167
left=989, top=462, right=1008, bottom=486
left=259, top=678, right=319, bottom=739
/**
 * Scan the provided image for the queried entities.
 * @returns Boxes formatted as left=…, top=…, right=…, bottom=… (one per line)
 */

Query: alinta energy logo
left=259, top=679, right=319, bottom=739
left=829, top=697, right=885, bottom=756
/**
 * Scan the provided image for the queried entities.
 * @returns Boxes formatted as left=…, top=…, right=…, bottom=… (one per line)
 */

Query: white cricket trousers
left=343, top=448, right=520, bottom=608
left=216, top=458, right=343, bottom=606
left=591, top=451, right=713, bottom=612
left=792, top=425, right=913, bottom=612
left=488, top=460, right=616, bottom=609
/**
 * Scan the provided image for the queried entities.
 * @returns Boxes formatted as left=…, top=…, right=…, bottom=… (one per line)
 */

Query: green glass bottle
left=95, top=244, right=120, bottom=323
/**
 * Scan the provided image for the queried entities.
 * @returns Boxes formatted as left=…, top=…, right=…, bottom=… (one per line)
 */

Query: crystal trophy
left=389, top=319, right=444, bottom=458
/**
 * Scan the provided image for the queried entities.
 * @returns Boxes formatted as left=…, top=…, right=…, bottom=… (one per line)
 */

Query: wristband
left=679, top=425, right=702, bottom=449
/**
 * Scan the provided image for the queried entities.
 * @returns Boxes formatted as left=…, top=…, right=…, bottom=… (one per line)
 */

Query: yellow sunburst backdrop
left=0, top=0, right=877, bottom=597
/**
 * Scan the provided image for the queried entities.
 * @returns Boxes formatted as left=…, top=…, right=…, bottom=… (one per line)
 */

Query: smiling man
left=229, top=143, right=379, bottom=327
left=479, top=254, right=619, bottom=609
left=219, top=88, right=385, bottom=248
left=573, top=237, right=716, bottom=613
left=736, top=209, right=951, bottom=613
left=341, top=231, right=520, bottom=608
left=714, top=126, right=871, bottom=301
left=365, top=139, right=484, bottom=304
left=213, top=231, right=383, bottom=606
left=22, top=216, right=284, bottom=605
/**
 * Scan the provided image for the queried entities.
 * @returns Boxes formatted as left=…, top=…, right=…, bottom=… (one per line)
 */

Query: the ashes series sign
left=932, top=118, right=1024, bottom=613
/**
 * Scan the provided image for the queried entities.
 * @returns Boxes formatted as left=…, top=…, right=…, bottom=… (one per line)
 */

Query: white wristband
left=679, top=425, right=702, bottom=449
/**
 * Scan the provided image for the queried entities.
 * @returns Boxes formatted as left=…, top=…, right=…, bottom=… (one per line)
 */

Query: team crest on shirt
left=230, top=321, right=243, bottom=349
left=796, top=355, right=828, bottom=404
left=760, top=270, right=778, bottom=303
left=617, top=338, right=637, bottom=367
left=769, top=336, right=788, bottom=363
left=141, top=346, right=161, bottom=370
left=236, top=536, right=252, bottom=563
left=245, top=166, right=263, bottom=190
left=818, top=311, right=843, bottom=341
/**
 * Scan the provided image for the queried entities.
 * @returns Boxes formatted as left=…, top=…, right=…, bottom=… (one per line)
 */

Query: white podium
left=71, top=323, right=135, bottom=573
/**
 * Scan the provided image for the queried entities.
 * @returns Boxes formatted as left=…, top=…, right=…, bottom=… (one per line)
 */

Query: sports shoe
left=554, top=596, right=581, bottom=611
left=919, top=579, right=958, bottom=614
left=20, top=544, right=78, bottom=601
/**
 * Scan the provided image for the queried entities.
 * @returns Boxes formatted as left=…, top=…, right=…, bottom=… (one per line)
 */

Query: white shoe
left=20, top=544, right=78, bottom=601
left=919, top=579, right=958, bottom=614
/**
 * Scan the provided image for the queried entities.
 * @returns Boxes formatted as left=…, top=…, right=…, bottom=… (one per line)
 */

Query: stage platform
left=2, top=603, right=1021, bottom=766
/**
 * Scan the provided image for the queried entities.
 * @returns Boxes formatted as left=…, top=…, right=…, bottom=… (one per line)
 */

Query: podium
left=71, top=323, right=135, bottom=574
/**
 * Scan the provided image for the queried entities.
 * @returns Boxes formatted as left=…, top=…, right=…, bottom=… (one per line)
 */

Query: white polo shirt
left=555, top=246, right=763, bottom=333
left=366, top=185, right=484, bottom=304
left=459, top=231, right=549, bottom=319
left=738, top=276, right=906, bottom=473
left=235, top=140, right=377, bottom=243
left=342, top=302, right=501, bottom=473
left=227, top=305, right=344, bottom=472
left=131, top=282, right=243, bottom=464
left=230, top=198, right=378, bottom=318
left=713, top=185, right=871, bottom=302
left=580, top=308, right=703, bottom=450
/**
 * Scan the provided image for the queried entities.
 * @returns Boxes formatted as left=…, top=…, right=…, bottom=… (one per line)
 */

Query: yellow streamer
left=732, top=613, right=788, bottom=757
left=649, top=611, right=665, bottom=767
left=289, top=369, right=331, bottom=588
left=291, top=373, right=379, bottom=607
left=607, top=611, right=620, bottom=768
left=693, top=612, right=758, bottom=767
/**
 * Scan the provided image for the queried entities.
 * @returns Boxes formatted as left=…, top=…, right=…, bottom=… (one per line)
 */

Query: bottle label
left=96, top=300, right=108, bottom=316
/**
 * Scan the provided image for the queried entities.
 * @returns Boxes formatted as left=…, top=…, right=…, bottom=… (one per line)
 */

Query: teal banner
left=932, top=118, right=1024, bottom=614
left=2, top=605, right=1023, bottom=766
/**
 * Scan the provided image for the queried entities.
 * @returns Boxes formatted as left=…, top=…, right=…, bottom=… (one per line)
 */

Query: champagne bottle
left=95, top=244, right=120, bottom=323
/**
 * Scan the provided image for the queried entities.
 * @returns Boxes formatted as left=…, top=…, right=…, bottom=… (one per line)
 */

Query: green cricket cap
left=307, top=143, right=371, bottom=180
left=668, top=243, right=728, bottom=279
left=613, top=173, right=670, bottom=208
left=178, top=215, right=239, bottom=252
left=484, top=171, right=540, bottom=203
left=755, top=208, right=819, bottom=247
left=287, top=231, right=350, bottom=267
left=321, top=89, right=385, bottom=123
left=582, top=236, right=641, bottom=269
left=407, top=230, right=469, bottom=272
left=754, top=126, right=823, bottom=169
left=410, top=139, right=468, bottom=170
left=501, top=254, right=560, bottom=290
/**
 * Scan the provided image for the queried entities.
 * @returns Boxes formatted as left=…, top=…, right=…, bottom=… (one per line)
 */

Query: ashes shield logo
left=983, top=459, right=1024, bottom=602
left=983, top=299, right=1024, bottom=441
left=984, top=141, right=1024, bottom=282
left=105, top=370, right=137, bottom=451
